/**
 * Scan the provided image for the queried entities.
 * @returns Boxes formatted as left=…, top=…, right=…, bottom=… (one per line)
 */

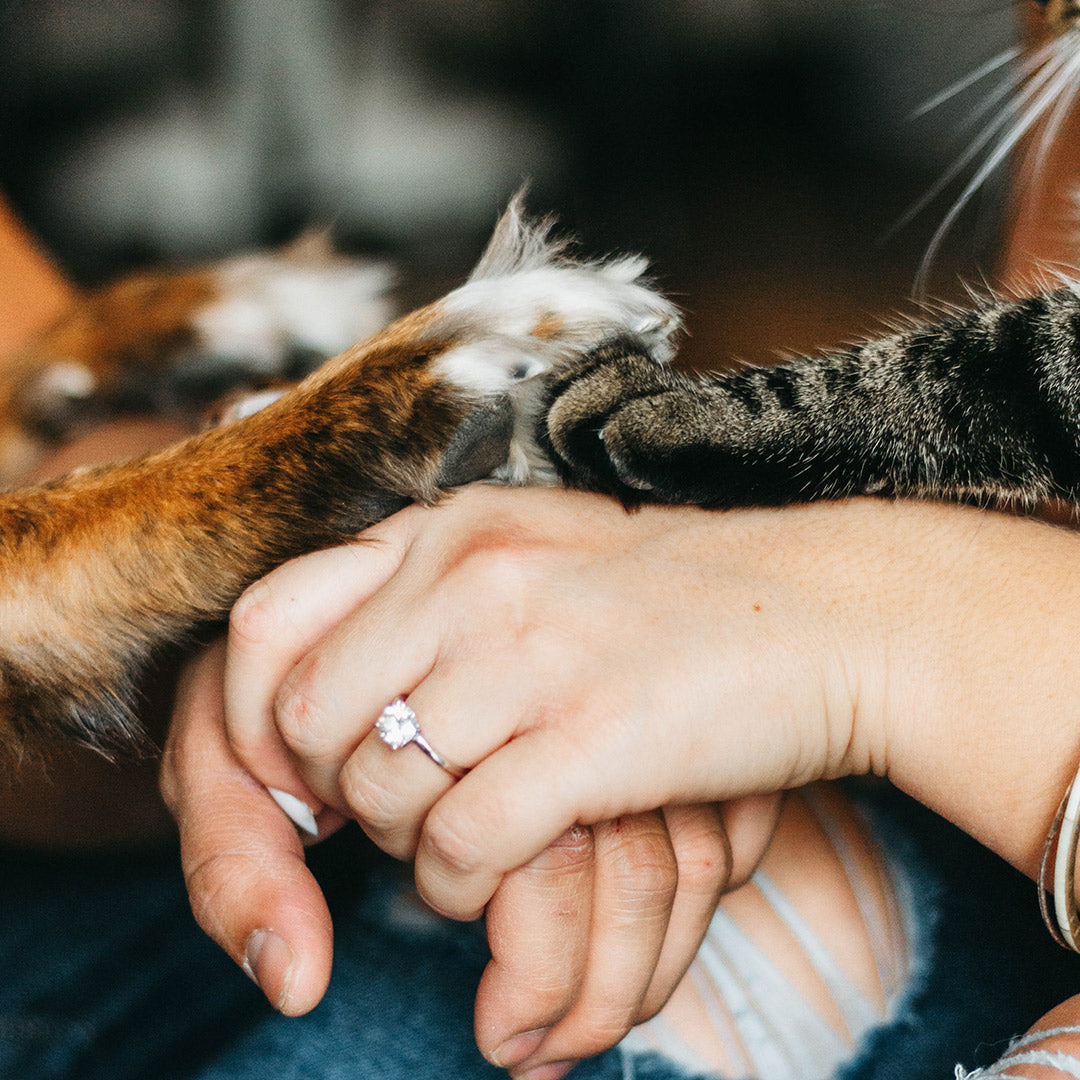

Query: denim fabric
left=838, top=782, right=1080, bottom=1080
left=1, top=784, right=1078, bottom=1080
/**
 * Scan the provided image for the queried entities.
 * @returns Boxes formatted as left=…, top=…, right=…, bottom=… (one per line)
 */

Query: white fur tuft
left=426, top=197, right=682, bottom=484
left=468, top=191, right=650, bottom=288
left=436, top=199, right=680, bottom=379
left=468, top=192, right=567, bottom=281
left=196, top=242, right=396, bottom=374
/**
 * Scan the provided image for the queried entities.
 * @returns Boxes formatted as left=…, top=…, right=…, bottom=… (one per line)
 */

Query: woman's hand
left=223, top=483, right=1080, bottom=917
left=161, top=634, right=780, bottom=1075
left=223, top=485, right=876, bottom=918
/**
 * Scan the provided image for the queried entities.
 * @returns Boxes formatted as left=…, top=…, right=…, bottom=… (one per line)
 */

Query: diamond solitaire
left=374, top=697, right=468, bottom=778
left=376, top=698, right=418, bottom=749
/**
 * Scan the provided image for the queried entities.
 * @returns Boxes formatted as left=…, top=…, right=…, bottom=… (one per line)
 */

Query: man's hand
left=160, top=641, right=338, bottom=1015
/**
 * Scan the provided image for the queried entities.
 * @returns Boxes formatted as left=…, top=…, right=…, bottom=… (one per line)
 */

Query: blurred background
left=0, top=0, right=1022, bottom=368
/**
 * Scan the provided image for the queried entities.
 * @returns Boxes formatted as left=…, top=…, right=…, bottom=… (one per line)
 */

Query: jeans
left=2, top=784, right=1077, bottom=1080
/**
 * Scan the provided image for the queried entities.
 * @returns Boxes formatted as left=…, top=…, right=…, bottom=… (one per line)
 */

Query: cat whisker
left=1023, top=39, right=1080, bottom=188
left=909, top=44, right=1023, bottom=119
left=912, top=33, right=1080, bottom=294
left=953, top=67, right=1025, bottom=136
left=912, top=38, right=1058, bottom=137
left=895, top=49, right=1065, bottom=243
left=951, top=41, right=1066, bottom=135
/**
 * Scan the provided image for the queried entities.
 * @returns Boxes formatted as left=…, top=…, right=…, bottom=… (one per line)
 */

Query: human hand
left=159, top=640, right=343, bottom=1015
left=162, top=633, right=781, bottom=1074
left=225, top=481, right=1080, bottom=911
left=478, top=798, right=781, bottom=1077
left=223, top=484, right=865, bottom=915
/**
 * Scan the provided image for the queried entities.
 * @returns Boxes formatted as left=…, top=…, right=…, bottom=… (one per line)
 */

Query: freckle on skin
left=753, top=603, right=762, bottom=612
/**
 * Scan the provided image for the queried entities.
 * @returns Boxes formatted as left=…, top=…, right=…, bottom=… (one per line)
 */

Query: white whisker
left=911, top=45, right=1022, bottom=118
left=914, top=40, right=1080, bottom=295
left=955, top=67, right=1025, bottom=135
left=950, top=38, right=1065, bottom=134
left=895, top=51, right=1068, bottom=239
left=1018, top=36, right=1071, bottom=76
left=1027, top=38, right=1080, bottom=184
left=959, top=38, right=1072, bottom=134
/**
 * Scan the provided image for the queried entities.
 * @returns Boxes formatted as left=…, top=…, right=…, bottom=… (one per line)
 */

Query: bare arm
left=216, top=486, right=1080, bottom=911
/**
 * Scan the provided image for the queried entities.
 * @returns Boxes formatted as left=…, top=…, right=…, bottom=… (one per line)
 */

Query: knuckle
left=496, top=958, right=578, bottom=1005
left=338, top=757, right=401, bottom=833
left=571, top=1009, right=635, bottom=1055
left=532, top=825, right=594, bottom=874
left=229, top=579, right=280, bottom=651
left=457, top=540, right=532, bottom=598
left=619, top=861, right=678, bottom=912
left=677, top=847, right=730, bottom=903
left=183, top=849, right=252, bottom=946
left=273, top=663, right=330, bottom=754
left=605, top=826, right=678, bottom=910
left=609, top=825, right=673, bottom=894
left=420, top=806, right=484, bottom=878
left=674, top=825, right=732, bottom=901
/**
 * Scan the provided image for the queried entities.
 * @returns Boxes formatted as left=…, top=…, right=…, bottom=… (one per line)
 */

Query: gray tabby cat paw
left=543, top=340, right=757, bottom=506
left=542, top=339, right=688, bottom=501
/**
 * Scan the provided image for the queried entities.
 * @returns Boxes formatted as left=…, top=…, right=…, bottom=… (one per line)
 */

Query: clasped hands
left=160, top=485, right=950, bottom=1078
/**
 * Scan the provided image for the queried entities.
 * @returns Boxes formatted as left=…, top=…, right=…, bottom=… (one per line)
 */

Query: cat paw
left=428, top=197, right=681, bottom=483
left=540, top=339, right=682, bottom=498
left=543, top=341, right=717, bottom=504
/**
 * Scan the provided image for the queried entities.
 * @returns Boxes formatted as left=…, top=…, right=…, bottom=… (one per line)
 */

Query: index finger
left=224, top=514, right=414, bottom=799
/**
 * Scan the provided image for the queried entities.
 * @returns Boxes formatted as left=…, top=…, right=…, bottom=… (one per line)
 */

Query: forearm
left=833, top=498, right=1080, bottom=881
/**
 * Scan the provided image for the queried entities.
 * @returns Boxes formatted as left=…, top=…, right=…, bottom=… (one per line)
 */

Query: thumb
left=161, top=641, right=334, bottom=1015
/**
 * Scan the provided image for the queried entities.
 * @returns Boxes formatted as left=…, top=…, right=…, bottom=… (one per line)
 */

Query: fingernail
left=267, top=787, right=319, bottom=837
left=492, top=1028, right=548, bottom=1068
left=513, top=1061, right=576, bottom=1080
left=243, top=929, right=295, bottom=1011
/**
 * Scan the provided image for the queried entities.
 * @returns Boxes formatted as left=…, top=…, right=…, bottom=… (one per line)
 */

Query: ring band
left=375, top=698, right=468, bottom=779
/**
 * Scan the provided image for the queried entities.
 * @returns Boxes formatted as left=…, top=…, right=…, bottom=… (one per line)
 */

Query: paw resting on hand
left=541, top=339, right=700, bottom=503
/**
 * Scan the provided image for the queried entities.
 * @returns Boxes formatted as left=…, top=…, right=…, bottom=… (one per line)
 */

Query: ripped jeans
left=1, top=783, right=1077, bottom=1080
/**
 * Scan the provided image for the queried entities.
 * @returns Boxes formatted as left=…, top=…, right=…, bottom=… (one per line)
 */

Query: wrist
left=873, top=503, right=1080, bottom=878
